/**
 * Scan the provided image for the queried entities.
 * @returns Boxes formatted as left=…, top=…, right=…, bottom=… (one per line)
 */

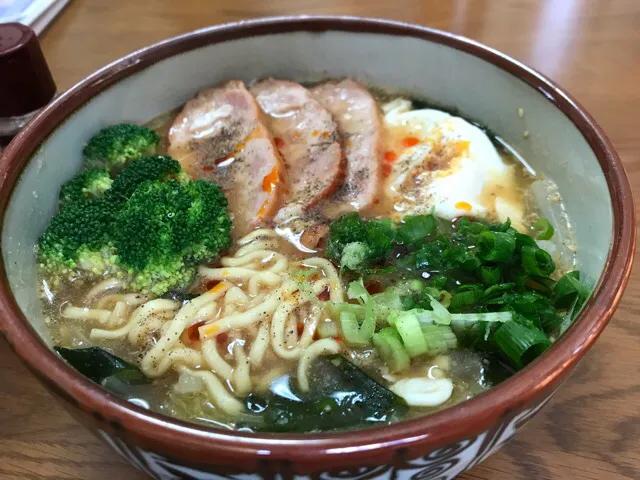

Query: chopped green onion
left=450, top=311, right=513, bottom=323
left=521, top=246, right=555, bottom=276
left=450, top=311, right=512, bottom=341
left=347, top=279, right=369, bottom=304
left=425, top=294, right=451, bottom=325
left=532, top=218, right=554, bottom=240
left=397, top=214, right=436, bottom=244
left=483, top=282, right=516, bottom=299
left=553, top=271, right=590, bottom=309
left=493, top=321, right=551, bottom=368
left=479, top=266, right=501, bottom=286
left=373, top=328, right=410, bottom=372
left=340, top=311, right=364, bottom=345
left=339, top=308, right=376, bottom=347
left=449, top=288, right=484, bottom=311
left=326, top=301, right=364, bottom=318
left=479, top=231, right=516, bottom=262
left=394, top=311, right=428, bottom=357
left=420, top=325, right=458, bottom=355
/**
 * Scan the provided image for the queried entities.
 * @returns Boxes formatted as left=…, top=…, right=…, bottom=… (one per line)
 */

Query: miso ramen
left=39, top=78, right=590, bottom=432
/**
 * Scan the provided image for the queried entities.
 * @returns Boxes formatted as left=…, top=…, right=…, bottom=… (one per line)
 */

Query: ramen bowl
left=0, top=16, right=634, bottom=480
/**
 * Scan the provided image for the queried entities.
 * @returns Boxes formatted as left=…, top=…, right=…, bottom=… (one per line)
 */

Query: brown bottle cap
left=0, top=23, right=56, bottom=117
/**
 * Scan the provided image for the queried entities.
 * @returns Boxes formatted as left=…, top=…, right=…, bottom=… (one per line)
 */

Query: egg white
left=382, top=99, right=526, bottom=231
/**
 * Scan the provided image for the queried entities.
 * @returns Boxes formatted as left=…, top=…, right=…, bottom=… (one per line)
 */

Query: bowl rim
left=0, top=15, right=634, bottom=468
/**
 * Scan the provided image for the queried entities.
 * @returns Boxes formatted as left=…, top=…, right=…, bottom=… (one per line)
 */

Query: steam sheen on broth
left=40, top=78, right=587, bottom=433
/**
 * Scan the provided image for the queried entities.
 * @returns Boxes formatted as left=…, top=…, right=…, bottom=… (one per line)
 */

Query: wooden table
left=1, top=1, right=638, bottom=478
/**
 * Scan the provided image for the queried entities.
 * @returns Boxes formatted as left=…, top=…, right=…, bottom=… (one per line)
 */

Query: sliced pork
left=168, top=80, right=285, bottom=234
left=250, top=79, right=343, bottom=221
left=311, top=78, right=383, bottom=218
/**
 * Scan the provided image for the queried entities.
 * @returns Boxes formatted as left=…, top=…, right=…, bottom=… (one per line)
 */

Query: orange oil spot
left=455, top=201, right=473, bottom=212
left=382, top=163, right=393, bottom=177
left=208, top=282, right=228, bottom=294
left=402, top=136, right=420, bottom=148
left=262, top=167, right=279, bottom=193
left=384, top=151, right=398, bottom=162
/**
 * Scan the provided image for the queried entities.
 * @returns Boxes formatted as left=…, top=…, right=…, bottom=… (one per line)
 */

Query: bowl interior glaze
left=2, top=26, right=612, bottom=341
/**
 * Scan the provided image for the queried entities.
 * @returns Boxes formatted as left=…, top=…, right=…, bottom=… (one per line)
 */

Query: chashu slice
left=168, top=80, right=285, bottom=234
left=251, top=79, right=344, bottom=222
left=311, top=78, right=383, bottom=218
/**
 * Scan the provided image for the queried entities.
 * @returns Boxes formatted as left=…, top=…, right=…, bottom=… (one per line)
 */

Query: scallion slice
left=553, top=271, right=590, bottom=309
left=449, top=288, right=484, bottom=311
left=493, top=320, right=551, bottom=367
left=373, top=328, right=410, bottom=372
left=394, top=311, right=428, bottom=357
left=479, top=266, right=501, bottom=286
left=479, top=231, right=516, bottom=262
left=421, top=325, right=458, bottom=355
left=521, top=246, right=555, bottom=276
left=532, top=217, right=554, bottom=240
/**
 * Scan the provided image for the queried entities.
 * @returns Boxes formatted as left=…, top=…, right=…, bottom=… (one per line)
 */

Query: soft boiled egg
left=382, top=99, right=526, bottom=231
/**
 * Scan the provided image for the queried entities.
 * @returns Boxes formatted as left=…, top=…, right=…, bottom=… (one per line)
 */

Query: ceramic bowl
left=0, top=16, right=634, bottom=480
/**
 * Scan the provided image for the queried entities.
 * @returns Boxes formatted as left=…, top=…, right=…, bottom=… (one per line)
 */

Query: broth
left=40, top=80, right=581, bottom=433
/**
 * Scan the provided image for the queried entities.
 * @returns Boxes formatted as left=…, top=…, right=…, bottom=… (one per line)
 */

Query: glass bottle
left=0, top=22, right=56, bottom=149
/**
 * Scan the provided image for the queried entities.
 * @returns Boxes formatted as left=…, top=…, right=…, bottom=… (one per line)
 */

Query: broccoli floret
left=83, top=123, right=160, bottom=171
left=340, top=242, right=371, bottom=270
left=59, top=169, right=114, bottom=205
left=112, top=179, right=231, bottom=295
left=38, top=197, right=121, bottom=284
left=180, top=180, right=232, bottom=262
left=108, top=155, right=190, bottom=202
left=326, top=213, right=396, bottom=271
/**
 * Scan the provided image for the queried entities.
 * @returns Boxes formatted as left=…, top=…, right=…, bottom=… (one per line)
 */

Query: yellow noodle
left=232, top=343, right=251, bottom=396
left=96, top=293, right=149, bottom=310
left=201, top=340, right=234, bottom=379
left=177, top=367, right=243, bottom=416
left=248, top=321, right=270, bottom=367
left=141, top=282, right=230, bottom=377
left=62, top=305, right=111, bottom=323
left=84, top=278, right=125, bottom=302
left=198, top=287, right=282, bottom=339
left=300, top=258, right=344, bottom=301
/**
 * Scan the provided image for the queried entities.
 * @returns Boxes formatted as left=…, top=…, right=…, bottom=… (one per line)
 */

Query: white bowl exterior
left=2, top=30, right=612, bottom=343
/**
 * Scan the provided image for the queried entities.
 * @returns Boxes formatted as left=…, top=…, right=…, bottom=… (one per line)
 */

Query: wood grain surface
left=1, top=0, right=639, bottom=479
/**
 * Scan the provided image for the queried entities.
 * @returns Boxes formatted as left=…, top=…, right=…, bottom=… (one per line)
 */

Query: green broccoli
left=38, top=197, right=121, bottom=284
left=326, top=213, right=395, bottom=271
left=340, top=242, right=371, bottom=271
left=83, top=123, right=160, bottom=171
left=179, top=179, right=233, bottom=262
left=59, top=169, right=114, bottom=205
left=112, top=179, right=231, bottom=295
left=108, top=155, right=190, bottom=202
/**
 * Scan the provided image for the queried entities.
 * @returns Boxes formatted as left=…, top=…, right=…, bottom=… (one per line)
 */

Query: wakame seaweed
left=54, top=346, right=150, bottom=395
left=239, top=356, right=406, bottom=433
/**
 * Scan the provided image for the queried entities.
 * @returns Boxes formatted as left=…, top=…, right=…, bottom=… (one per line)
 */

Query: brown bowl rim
left=0, top=15, right=634, bottom=467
